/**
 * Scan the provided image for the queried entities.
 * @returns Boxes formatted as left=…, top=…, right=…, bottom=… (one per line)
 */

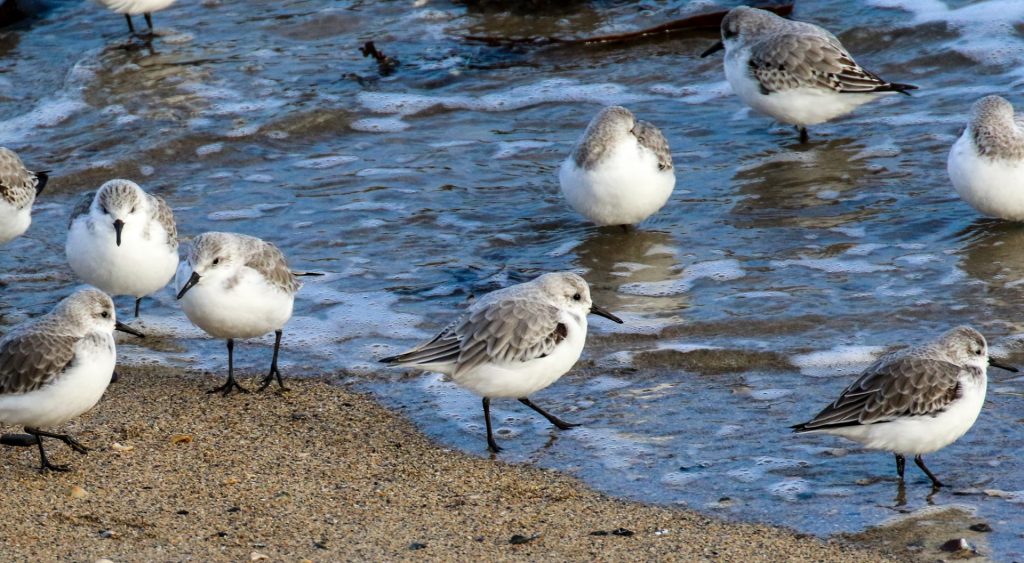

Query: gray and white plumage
left=175, top=232, right=300, bottom=394
left=66, top=180, right=179, bottom=313
left=703, top=6, right=917, bottom=136
left=0, top=147, right=48, bottom=245
left=559, top=106, right=676, bottom=226
left=793, top=326, right=1016, bottom=486
left=948, top=96, right=1024, bottom=221
left=0, top=288, right=140, bottom=472
left=380, top=271, right=623, bottom=453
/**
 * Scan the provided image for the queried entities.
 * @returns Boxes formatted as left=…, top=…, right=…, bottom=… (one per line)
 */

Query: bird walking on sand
left=701, top=5, right=917, bottom=143
left=559, top=106, right=675, bottom=227
left=67, top=179, right=179, bottom=319
left=380, top=272, right=623, bottom=453
left=94, top=0, right=177, bottom=35
left=0, top=147, right=48, bottom=245
left=0, top=288, right=144, bottom=472
left=792, top=326, right=1017, bottom=489
left=948, top=95, right=1024, bottom=221
left=176, top=232, right=300, bottom=395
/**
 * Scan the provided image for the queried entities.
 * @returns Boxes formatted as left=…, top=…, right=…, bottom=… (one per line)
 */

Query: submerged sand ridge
left=0, top=366, right=895, bottom=561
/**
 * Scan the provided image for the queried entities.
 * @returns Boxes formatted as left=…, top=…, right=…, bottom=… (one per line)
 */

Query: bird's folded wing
left=749, top=33, right=892, bottom=94
left=68, top=190, right=95, bottom=228
left=798, top=355, right=963, bottom=429
left=632, top=120, right=673, bottom=171
left=245, top=240, right=300, bottom=294
left=0, top=331, right=78, bottom=394
left=150, top=193, right=178, bottom=248
left=454, top=298, right=565, bottom=377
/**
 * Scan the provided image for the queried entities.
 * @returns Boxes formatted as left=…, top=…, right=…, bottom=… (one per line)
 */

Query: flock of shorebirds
left=1, top=5, right=1023, bottom=501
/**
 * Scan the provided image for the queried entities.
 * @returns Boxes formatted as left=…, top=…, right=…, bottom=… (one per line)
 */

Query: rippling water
left=4, top=0, right=1024, bottom=557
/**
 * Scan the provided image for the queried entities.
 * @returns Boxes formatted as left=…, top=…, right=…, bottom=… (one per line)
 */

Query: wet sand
left=0, top=366, right=894, bottom=561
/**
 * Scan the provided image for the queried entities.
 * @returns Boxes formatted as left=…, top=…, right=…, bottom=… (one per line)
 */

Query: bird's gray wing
left=381, top=299, right=567, bottom=377
left=245, top=239, right=299, bottom=295
left=453, top=298, right=566, bottom=378
left=795, top=355, right=963, bottom=430
left=0, top=151, right=35, bottom=208
left=0, top=330, right=78, bottom=394
left=149, top=193, right=178, bottom=249
left=68, top=190, right=95, bottom=229
left=749, top=33, right=898, bottom=95
left=631, top=120, right=673, bottom=171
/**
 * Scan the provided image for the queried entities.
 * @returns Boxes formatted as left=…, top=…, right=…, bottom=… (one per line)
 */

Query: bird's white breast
left=559, top=138, right=675, bottom=226
left=177, top=265, right=295, bottom=339
left=94, top=0, right=177, bottom=15
left=66, top=215, right=179, bottom=298
left=0, top=333, right=115, bottom=429
left=0, top=198, right=31, bottom=244
left=948, top=131, right=1024, bottom=221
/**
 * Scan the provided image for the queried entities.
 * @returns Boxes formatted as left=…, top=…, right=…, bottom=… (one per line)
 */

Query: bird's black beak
left=115, top=321, right=145, bottom=338
left=113, top=219, right=125, bottom=247
left=989, top=357, right=1019, bottom=372
left=700, top=40, right=724, bottom=58
left=176, top=271, right=201, bottom=300
left=589, top=304, right=623, bottom=324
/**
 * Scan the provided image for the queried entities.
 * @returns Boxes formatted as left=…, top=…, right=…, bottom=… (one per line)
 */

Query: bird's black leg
left=798, top=126, right=809, bottom=144
left=518, top=397, right=580, bottom=430
left=144, top=13, right=153, bottom=31
left=895, top=453, right=906, bottom=482
left=209, top=338, right=249, bottom=395
left=125, top=14, right=135, bottom=33
left=28, top=428, right=89, bottom=454
left=914, top=455, right=943, bottom=488
left=24, top=428, right=77, bottom=472
left=483, top=397, right=501, bottom=453
left=258, top=330, right=287, bottom=392
left=134, top=297, right=142, bottom=318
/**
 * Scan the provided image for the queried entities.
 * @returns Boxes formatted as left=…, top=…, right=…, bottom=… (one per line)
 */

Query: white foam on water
left=350, top=117, right=410, bottom=133
left=771, top=257, right=894, bottom=274
left=654, top=342, right=721, bottom=353
left=294, top=155, right=359, bottom=169
left=660, top=471, right=705, bottom=489
left=357, top=79, right=654, bottom=118
left=768, top=478, right=811, bottom=502
left=196, top=143, right=223, bottom=156
left=619, top=259, right=745, bottom=297
left=492, top=140, right=554, bottom=159
left=791, top=345, right=885, bottom=377
left=647, top=81, right=732, bottom=104
left=355, top=167, right=417, bottom=177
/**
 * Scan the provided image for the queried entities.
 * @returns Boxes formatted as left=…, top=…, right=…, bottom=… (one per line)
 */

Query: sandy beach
left=0, top=366, right=902, bottom=562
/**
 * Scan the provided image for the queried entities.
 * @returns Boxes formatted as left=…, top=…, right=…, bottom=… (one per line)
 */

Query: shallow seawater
left=3, top=0, right=1024, bottom=557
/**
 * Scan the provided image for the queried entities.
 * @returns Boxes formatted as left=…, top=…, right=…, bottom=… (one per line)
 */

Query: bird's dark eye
left=130, top=206, right=136, bottom=213
left=723, top=26, right=737, bottom=39
left=101, top=311, right=109, bottom=318
left=572, top=293, right=581, bottom=301
left=212, top=258, right=221, bottom=265
left=976, top=349, right=983, bottom=356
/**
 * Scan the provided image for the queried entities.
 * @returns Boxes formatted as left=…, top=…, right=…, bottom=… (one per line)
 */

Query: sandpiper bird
left=380, top=272, right=623, bottom=453
left=700, top=5, right=917, bottom=143
left=948, top=95, right=1024, bottom=221
left=0, top=288, right=144, bottom=472
left=176, top=232, right=300, bottom=395
left=559, top=106, right=675, bottom=227
left=0, top=147, right=48, bottom=245
left=66, top=179, right=178, bottom=319
left=94, top=0, right=177, bottom=34
left=792, top=326, right=1017, bottom=488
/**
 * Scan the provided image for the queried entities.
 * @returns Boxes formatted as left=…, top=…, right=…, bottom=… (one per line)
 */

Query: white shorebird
left=792, top=326, right=1017, bottom=488
left=948, top=95, right=1024, bottom=221
left=0, top=147, right=48, bottom=245
left=67, top=179, right=178, bottom=319
left=380, top=272, right=623, bottom=453
left=0, top=288, right=143, bottom=472
left=176, top=232, right=301, bottom=395
left=701, top=5, right=917, bottom=143
left=94, top=0, right=177, bottom=34
left=559, top=106, right=675, bottom=227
